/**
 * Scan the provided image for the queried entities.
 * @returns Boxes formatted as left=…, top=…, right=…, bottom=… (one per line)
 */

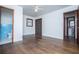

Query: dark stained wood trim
left=77, top=9, right=79, bottom=44
left=64, top=10, right=78, bottom=15
left=63, top=13, right=65, bottom=40
left=12, top=9, right=14, bottom=44
left=63, top=10, right=78, bottom=43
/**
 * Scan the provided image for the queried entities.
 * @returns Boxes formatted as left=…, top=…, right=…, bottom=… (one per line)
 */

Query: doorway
left=64, top=10, right=77, bottom=43
left=67, top=16, right=75, bottom=41
left=35, top=18, right=42, bottom=39
left=0, top=6, right=14, bottom=45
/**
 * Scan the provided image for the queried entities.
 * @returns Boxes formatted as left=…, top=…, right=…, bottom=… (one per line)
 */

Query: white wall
left=37, top=5, right=78, bottom=39
left=1, top=5, right=23, bottom=43
left=23, top=15, right=35, bottom=35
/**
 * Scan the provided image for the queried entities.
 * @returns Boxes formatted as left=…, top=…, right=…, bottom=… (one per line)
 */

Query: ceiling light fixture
left=34, top=6, right=39, bottom=12
left=34, top=5, right=43, bottom=12
left=35, top=8, right=38, bottom=12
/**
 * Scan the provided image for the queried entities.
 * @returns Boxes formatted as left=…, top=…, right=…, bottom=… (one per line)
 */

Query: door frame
left=63, top=10, right=77, bottom=43
left=0, top=6, right=14, bottom=44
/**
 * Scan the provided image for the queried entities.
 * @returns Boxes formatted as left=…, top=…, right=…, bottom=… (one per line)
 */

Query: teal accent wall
left=0, top=7, right=12, bottom=42
left=1, top=24, right=12, bottom=41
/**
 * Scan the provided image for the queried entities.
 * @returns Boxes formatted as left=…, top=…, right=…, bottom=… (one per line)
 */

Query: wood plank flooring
left=0, top=35, right=79, bottom=54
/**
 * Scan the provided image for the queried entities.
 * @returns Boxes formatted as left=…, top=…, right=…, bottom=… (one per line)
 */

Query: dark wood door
left=35, top=18, right=42, bottom=39
left=77, top=9, right=79, bottom=44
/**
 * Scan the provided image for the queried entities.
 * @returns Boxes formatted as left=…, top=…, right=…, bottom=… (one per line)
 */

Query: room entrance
left=64, top=10, right=77, bottom=43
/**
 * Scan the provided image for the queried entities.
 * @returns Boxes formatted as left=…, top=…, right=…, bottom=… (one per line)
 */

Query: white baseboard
left=0, top=39, right=12, bottom=45
left=43, top=34, right=63, bottom=40
left=0, top=38, right=23, bottom=45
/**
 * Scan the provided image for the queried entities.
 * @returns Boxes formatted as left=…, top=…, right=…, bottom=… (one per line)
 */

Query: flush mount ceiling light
left=34, top=5, right=43, bottom=12
left=34, top=6, right=39, bottom=12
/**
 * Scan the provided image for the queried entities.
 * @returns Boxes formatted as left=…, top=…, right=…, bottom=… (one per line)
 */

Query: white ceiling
left=20, top=5, right=70, bottom=17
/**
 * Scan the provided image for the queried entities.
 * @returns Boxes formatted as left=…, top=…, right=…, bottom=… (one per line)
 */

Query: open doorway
left=67, top=16, right=75, bottom=39
left=64, top=10, right=77, bottom=43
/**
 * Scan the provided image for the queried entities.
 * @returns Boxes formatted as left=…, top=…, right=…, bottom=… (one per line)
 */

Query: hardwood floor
left=0, top=35, right=79, bottom=54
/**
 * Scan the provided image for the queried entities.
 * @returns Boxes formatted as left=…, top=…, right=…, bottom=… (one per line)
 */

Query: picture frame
left=26, top=18, right=33, bottom=27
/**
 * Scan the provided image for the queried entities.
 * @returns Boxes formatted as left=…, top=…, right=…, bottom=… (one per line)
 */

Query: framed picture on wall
left=26, top=18, right=33, bottom=27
